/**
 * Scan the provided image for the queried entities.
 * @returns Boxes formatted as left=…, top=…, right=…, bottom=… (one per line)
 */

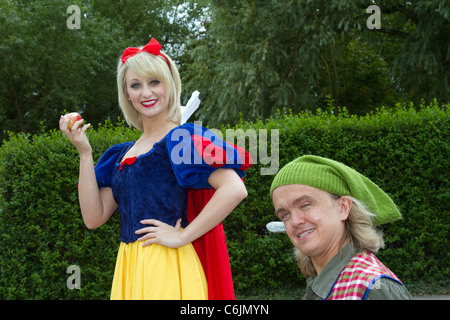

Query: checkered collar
left=306, top=243, right=359, bottom=299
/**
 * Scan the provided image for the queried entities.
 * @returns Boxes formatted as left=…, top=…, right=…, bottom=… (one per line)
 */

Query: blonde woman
left=60, top=38, right=250, bottom=299
left=270, top=155, right=412, bottom=300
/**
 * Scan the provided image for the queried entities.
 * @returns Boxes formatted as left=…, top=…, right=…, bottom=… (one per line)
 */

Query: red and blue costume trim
left=94, top=123, right=252, bottom=300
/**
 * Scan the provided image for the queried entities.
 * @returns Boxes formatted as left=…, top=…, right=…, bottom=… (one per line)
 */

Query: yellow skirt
left=110, top=241, right=208, bottom=300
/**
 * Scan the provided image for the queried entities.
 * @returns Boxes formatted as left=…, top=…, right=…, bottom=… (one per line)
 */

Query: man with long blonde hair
left=270, top=155, right=412, bottom=300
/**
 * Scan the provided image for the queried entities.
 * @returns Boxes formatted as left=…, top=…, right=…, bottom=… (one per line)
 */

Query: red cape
left=187, top=188, right=235, bottom=300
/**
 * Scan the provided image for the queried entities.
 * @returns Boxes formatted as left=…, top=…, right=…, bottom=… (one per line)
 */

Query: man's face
left=272, top=184, right=350, bottom=263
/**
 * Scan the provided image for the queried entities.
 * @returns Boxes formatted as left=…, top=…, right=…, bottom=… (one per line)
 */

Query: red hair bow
left=121, top=38, right=171, bottom=70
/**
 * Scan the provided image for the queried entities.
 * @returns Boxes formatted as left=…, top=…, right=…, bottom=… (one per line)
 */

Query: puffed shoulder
left=166, top=123, right=252, bottom=189
left=94, top=142, right=132, bottom=189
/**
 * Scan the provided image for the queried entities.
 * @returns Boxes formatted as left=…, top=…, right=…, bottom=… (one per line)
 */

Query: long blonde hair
left=116, top=49, right=182, bottom=131
left=295, top=195, right=385, bottom=277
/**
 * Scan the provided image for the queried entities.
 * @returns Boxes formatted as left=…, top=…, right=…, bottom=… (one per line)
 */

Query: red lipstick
left=141, top=100, right=157, bottom=108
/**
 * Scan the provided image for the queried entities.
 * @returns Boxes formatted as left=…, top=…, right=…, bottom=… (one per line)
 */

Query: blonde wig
left=117, top=49, right=182, bottom=131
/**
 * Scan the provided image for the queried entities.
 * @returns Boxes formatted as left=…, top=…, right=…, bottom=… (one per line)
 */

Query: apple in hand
left=65, top=112, right=83, bottom=130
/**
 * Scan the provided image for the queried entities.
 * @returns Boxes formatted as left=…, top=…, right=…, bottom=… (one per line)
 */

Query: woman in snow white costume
left=59, top=38, right=251, bottom=300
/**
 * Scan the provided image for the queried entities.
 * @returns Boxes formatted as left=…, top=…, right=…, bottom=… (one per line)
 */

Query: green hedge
left=226, top=101, right=450, bottom=295
left=0, top=101, right=449, bottom=299
left=0, top=121, right=140, bottom=299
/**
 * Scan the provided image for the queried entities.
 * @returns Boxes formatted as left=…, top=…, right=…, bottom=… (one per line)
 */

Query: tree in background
left=0, top=0, right=205, bottom=141
left=182, top=0, right=449, bottom=126
left=1, top=0, right=448, bottom=136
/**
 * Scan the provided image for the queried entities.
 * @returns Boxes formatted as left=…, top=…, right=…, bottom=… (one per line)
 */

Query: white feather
left=180, top=90, right=201, bottom=124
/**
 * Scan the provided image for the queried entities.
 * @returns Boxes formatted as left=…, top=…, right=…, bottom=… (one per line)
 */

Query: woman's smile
left=141, top=99, right=158, bottom=108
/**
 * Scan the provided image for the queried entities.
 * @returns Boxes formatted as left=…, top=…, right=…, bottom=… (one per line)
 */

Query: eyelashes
left=129, top=80, right=160, bottom=89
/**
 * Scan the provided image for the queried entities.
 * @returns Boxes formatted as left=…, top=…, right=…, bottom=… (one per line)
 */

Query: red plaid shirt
left=326, top=249, right=402, bottom=300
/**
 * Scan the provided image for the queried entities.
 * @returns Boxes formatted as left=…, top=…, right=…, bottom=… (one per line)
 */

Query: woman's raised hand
left=59, top=114, right=92, bottom=155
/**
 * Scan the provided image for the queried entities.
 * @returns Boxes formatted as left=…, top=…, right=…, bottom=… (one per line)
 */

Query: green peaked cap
left=270, top=155, right=402, bottom=225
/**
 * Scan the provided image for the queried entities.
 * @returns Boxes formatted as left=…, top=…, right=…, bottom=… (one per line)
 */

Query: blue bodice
left=93, top=123, right=250, bottom=244
left=111, top=138, right=188, bottom=243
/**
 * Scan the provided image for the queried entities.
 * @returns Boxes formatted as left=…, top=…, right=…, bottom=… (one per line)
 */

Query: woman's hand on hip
left=135, top=218, right=186, bottom=248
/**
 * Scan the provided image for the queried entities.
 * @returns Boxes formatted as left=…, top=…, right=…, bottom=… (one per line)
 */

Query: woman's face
left=272, top=184, right=350, bottom=267
left=125, top=68, right=169, bottom=120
